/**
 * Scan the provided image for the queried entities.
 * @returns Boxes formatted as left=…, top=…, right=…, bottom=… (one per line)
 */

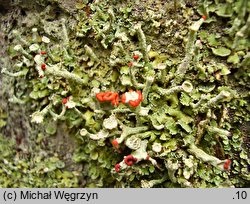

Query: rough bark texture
left=0, top=0, right=249, bottom=187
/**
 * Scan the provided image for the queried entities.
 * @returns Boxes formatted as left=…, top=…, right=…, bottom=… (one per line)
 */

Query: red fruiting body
left=96, top=92, right=105, bottom=102
left=128, top=62, right=133, bottom=67
left=96, top=91, right=119, bottom=106
left=115, top=164, right=121, bottom=172
left=112, top=139, right=119, bottom=148
left=103, top=91, right=115, bottom=101
left=121, top=93, right=126, bottom=104
left=41, top=63, right=46, bottom=70
left=202, top=15, right=207, bottom=20
left=124, top=155, right=137, bottom=166
left=121, top=90, right=143, bottom=107
left=223, top=159, right=231, bottom=170
left=128, top=90, right=143, bottom=107
left=62, top=98, right=68, bottom=104
left=133, top=55, right=139, bottom=60
left=39, top=75, right=44, bottom=78
left=146, top=154, right=150, bottom=160
left=111, top=93, right=119, bottom=106
left=129, top=100, right=139, bottom=107
left=40, top=51, right=47, bottom=55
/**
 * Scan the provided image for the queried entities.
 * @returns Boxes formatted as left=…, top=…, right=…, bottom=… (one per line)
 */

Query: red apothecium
left=121, top=90, right=143, bottom=107
left=124, top=155, right=137, bottom=166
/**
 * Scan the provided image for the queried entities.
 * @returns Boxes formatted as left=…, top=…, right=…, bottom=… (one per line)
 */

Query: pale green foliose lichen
left=0, top=0, right=249, bottom=187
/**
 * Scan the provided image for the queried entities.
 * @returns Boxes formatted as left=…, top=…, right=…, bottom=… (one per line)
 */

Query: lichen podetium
left=0, top=0, right=249, bottom=187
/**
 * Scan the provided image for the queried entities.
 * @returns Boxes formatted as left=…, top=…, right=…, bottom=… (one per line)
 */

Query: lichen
left=0, top=0, right=249, bottom=187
